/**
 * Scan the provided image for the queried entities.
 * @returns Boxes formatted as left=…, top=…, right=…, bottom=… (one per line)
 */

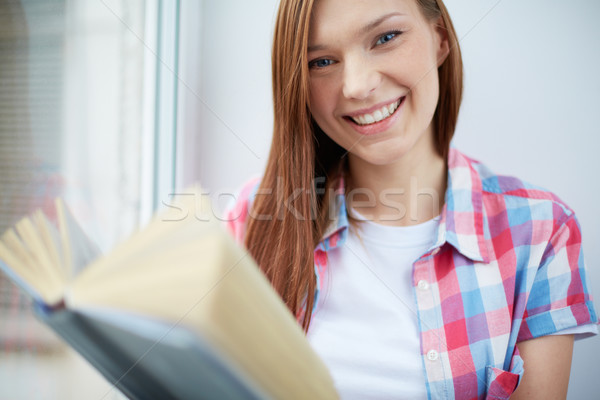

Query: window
left=0, top=0, right=178, bottom=397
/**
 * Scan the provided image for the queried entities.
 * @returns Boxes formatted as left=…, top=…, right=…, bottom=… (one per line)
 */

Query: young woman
left=226, top=0, right=598, bottom=398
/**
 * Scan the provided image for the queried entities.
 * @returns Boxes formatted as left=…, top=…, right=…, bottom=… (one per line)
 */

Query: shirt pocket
left=485, top=366, right=520, bottom=400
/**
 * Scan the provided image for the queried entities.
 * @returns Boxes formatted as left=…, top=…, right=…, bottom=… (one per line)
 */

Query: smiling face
left=308, top=0, right=449, bottom=167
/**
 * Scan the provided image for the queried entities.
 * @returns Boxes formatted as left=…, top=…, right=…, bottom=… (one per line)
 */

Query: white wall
left=186, top=0, right=277, bottom=215
left=190, top=1, right=600, bottom=397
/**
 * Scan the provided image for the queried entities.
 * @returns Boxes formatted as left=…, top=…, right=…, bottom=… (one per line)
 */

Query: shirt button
left=417, top=280, right=430, bottom=291
left=427, top=350, right=439, bottom=361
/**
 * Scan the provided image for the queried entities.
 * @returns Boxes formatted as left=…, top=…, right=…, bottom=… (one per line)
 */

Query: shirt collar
left=317, top=178, right=349, bottom=252
left=318, top=147, right=491, bottom=263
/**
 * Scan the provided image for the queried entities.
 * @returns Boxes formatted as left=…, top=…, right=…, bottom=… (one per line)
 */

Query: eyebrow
left=308, top=12, right=405, bottom=53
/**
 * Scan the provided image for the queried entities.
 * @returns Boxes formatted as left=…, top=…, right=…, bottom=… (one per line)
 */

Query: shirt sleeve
left=549, top=323, right=599, bottom=340
left=517, top=212, right=598, bottom=341
left=223, top=177, right=261, bottom=246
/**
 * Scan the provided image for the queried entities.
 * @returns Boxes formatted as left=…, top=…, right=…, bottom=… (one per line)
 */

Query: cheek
left=309, top=82, right=337, bottom=127
left=399, top=41, right=439, bottom=88
left=416, top=68, right=440, bottom=117
left=398, top=44, right=440, bottom=118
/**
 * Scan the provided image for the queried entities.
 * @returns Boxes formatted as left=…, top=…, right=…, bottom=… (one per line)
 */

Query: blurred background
left=0, top=0, right=598, bottom=398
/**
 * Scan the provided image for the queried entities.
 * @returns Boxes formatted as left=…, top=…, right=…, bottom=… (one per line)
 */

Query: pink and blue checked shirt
left=226, top=147, right=597, bottom=400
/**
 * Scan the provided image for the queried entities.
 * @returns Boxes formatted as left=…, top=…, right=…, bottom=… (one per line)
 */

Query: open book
left=0, top=190, right=338, bottom=400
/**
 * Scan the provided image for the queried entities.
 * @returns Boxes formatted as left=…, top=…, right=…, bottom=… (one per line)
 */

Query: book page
left=68, top=190, right=210, bottom=280
left=0, top=243, right=48, bottom=303
left=0, top=198, right=102, bottom=305
left=33, top=210, right=65, bottom=281
left=0, top=220, right=64, bottom=305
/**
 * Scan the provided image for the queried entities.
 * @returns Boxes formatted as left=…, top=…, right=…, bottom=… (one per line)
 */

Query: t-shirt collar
left=318, top=147, right=491, bottom=263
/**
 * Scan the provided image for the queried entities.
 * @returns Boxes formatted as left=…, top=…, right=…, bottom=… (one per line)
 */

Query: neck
left=346, top=133, right=446, bottom=227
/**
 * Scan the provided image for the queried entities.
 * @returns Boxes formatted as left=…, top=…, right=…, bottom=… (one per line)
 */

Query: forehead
left=309, top=0, right=420, bottom=40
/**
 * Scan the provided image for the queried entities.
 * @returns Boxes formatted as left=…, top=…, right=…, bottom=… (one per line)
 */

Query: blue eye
left=376, top=31, right=400, bottom=46
left=309, top=58, right=335, bottom=69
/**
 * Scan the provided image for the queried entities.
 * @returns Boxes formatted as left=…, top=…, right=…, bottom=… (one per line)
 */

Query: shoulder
left=452, top=148, right=576, bottom=227
left=223, top=176, right=261, bottom=245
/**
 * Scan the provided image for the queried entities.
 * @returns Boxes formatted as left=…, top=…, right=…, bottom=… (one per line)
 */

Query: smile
left=348, top=98, right=403, bottom=126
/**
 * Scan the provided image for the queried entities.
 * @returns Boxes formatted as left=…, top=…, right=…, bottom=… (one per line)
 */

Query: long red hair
left=244, top=0, right=463, bottom=331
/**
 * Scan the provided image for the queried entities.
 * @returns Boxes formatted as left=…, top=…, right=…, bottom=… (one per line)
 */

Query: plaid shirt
left=226, top=147, right=597, bottom=400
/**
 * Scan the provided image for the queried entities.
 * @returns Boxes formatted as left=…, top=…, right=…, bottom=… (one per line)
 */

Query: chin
left=352, top=146, right=411, bottom=167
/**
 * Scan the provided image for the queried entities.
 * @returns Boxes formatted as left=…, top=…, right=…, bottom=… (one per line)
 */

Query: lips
left=343, top=97, right=406, bottom=136
left=347, top=98, right=403, bottom=126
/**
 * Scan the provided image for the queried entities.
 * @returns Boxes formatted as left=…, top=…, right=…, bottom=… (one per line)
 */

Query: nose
left=342, top=56, right=380, bottom=100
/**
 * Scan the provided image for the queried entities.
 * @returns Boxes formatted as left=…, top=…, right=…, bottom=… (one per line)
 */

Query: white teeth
left=351, top=99, right=402, bottom=126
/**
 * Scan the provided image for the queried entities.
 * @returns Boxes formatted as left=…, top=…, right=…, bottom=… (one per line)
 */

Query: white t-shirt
left=307, top=215, right=439, bottom=400
left=307, top=213, right=598, bottom=399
